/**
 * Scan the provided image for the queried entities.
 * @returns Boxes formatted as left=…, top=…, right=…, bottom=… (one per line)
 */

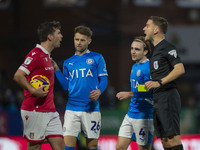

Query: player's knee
left=86, top=139, right=98, bottom=149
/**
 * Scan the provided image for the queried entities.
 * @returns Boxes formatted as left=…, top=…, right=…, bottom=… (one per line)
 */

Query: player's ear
left=144, top=49, right=148, bottom=56
left=88, top=38, right=92, bottom=44
left=154, top=26, right=159, bottom=35
left=47, top=34, right=53, bottom=41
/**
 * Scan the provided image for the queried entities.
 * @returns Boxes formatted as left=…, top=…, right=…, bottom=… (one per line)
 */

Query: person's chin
left=132, top=58, right=136, bottom=61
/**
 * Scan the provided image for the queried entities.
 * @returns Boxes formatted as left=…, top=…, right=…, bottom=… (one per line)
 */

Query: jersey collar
left=75, top=49, right=90, bottom=55
left=155, top=39, right=165, bottom=47
left=36, top=44, right=51, bottom=57
left=140, top=58, right=149, bottom=64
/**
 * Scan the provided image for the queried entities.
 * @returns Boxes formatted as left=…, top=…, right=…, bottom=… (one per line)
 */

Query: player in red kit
left=13, top=21, right=65, bottom=150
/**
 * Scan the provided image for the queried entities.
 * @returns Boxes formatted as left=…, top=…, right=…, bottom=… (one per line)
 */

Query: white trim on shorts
left=21, top=110, right=63, bottom=143
left=118, top=114, right=154, bottom=146
left=63, top=110, right=101, bottom=139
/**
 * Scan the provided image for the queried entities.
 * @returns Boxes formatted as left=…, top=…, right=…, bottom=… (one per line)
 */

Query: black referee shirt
left=150, top=39, right=182, bottom=93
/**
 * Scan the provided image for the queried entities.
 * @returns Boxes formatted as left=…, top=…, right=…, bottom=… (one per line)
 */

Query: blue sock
left=88, top=149, right=98, bottom=150
left=65, top=146, right=75, bottom=150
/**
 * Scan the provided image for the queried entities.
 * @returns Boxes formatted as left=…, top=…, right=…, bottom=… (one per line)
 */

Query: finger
left=90, top=90, right=97, bottom=94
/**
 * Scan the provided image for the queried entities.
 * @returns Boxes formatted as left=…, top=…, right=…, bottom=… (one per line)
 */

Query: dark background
left=1, top=0, right=200, bottom=136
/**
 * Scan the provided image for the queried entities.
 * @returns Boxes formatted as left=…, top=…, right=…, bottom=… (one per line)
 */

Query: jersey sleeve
left=166, top=46, right=182, bottom=67
left=97, top=54, right=108, bottom=77
left=98, top=76, right=108, bottom=93
left=63, top=61, right=69, bottom=79
left=143, top=66, right=151, bottom=83
left=19, top=51, right=40, bottom=75
left=54, top=60, right=69, bottom=91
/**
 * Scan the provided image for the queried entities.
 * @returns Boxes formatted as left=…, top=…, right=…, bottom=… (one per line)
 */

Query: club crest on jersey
left=24, top=57, right=33, bottom=65
left=30, top=132, right=34, bottom=139
left=86, top=58, right=94, bottom=65
left=136, top=70, right=141, bottom=77
left=168, top=49, right=177, bottom=58
left=154, top=61, right=158, bottom=70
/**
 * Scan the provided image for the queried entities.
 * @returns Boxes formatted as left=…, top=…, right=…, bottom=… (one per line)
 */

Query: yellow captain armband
left=138, top=84, right=149, bottom=92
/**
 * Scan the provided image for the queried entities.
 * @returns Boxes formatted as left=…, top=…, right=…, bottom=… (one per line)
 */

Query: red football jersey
left=19, top=44, right=56, bottom=112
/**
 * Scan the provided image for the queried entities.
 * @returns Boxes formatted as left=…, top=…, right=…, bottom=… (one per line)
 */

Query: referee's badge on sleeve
left=153, top=61, right=158, bottom=70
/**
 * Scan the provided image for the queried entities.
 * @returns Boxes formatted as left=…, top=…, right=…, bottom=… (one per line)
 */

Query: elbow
left=175, top=63, right=185, bottom=76
left=181, top=68, right=185, bottom=75
left=13, top=71, right=22, bottom=83
left=13, top=73, right=18, bottom=82
left=180, top=64, right=185, bottom=75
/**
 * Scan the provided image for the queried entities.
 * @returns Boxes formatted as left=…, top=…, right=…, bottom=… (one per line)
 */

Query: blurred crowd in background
left=1, top=0, right=200, bottom=136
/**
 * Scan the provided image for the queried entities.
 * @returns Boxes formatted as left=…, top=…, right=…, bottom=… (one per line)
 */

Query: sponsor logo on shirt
left=168, top=49, right=177, bottom=58
left=45, top=67, right=54, bottom=70
left=69, top=68, right=93, bottom=78
left=130, top=79, right=139, bottom=89
left=24, top=57, right=33, bottom=65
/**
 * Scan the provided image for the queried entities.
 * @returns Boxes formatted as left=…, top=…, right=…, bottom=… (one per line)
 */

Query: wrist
left=97, top=89, right=101, bottom=95
left=157, top=79, right=163, bottom=86
left=54, top=67, right=60, bottom=72
left=130, top=92, right=134, bottom=97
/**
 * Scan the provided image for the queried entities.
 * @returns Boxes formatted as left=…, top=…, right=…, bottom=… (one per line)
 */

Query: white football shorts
left=118, top=114, right=154, bottom=146
left=63, top=110, right=101, bottom=139
left=21, top=110, right=63, bottom=143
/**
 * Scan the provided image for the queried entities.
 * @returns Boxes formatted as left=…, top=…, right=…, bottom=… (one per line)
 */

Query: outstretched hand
left=116, top=91, right=132, bottom=100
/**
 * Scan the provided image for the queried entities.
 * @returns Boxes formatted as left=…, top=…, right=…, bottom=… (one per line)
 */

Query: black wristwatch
left=157, top=79, right=163, bottom=86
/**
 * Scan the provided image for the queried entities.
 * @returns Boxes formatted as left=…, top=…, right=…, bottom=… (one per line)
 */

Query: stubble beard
left=76, top=47, right=87, bottom=54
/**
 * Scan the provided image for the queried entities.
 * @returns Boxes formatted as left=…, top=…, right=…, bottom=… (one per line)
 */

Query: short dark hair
left=74, top=25, right=93, bottom=38
left=37, top=21, right=61, bottom=42
left=149, top=16, right=168, bottom=34
left=133, top=36, right=151, bottom=55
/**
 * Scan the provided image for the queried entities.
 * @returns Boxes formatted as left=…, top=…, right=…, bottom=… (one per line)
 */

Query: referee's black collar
left=154, top=39, right=166, bottom=48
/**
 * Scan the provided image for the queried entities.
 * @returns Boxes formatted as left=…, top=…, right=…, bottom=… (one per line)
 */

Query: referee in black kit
left=143, top=16, right=185, bottom=150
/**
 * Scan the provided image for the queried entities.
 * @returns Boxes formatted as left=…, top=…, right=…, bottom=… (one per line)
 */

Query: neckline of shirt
left=36, top=44, right=51, bottom=57
left=75, top=50, right=90, bottom=56
left=155, top=39, right=165, bottom=47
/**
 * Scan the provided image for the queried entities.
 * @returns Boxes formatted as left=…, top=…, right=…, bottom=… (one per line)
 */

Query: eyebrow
left=131, top=47, right=141, bottom=50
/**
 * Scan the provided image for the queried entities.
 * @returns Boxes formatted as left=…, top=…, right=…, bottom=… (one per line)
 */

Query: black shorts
left=153, top=88, right=181, bottom=138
